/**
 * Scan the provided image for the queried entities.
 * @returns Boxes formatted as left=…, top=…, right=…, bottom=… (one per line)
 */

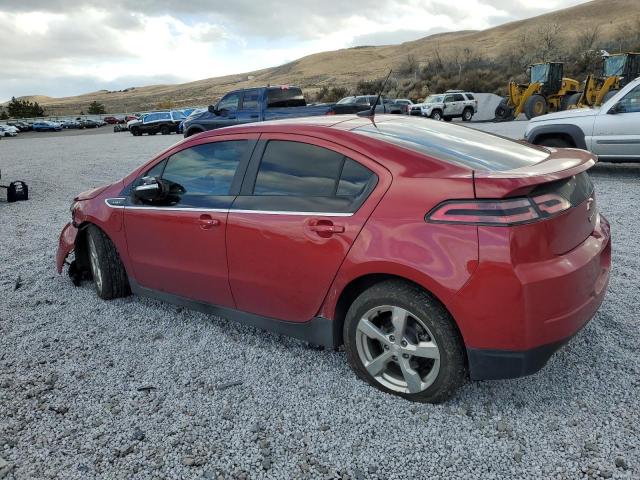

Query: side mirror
left=608, top=102, right=626, bottom=115
left=208, top=105, right=219, bottom=115
left=133, top=176, right=166, bottom=202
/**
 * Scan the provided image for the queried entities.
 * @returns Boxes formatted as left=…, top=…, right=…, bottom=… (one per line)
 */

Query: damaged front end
left=56, top=222, right=90, bottom=286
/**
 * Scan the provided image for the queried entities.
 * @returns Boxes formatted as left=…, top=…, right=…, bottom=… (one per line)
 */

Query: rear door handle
left=198, top=214, right=220, bottom=230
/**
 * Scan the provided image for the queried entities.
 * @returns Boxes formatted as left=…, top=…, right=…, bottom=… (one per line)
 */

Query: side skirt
left=129, top=279, right=336, bottom=349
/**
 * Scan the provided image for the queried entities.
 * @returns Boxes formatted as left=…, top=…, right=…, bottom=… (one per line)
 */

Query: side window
left=143, top=113, right=157, bottom=123
left=453, top=94, right=465, bottom=102
left=444, top=95, right=455, bottom=103
left=465, top=93, right=475, bottom=100
left=249, top=140, right=378, bottom=213
left=617, top=85, right=640, bottom=113
left=145, top=159, right=167, bottom=178
left=218, top=93, right=240, bottom=112
left=158, top=112, right=171, bottom=121
left=254, top=141, right=343, bottom=196
left=241, top=90, right=260, bottom=110
left=152, top=141, right=249, bottom=206
left=356, top=97, right=370, bottom=105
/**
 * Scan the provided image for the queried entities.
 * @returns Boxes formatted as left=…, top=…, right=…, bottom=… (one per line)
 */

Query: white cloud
left=0, top=0, right=592, bottom=101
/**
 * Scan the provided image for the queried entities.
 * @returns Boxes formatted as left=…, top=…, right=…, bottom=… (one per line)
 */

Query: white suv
left=409, top=91, right=477, bottom=122
left=525, top=77, right=640, bottom=161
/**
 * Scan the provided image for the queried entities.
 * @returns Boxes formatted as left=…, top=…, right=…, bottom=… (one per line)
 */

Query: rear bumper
left=453, top=214, right=611, bottom=380
left=56, top=222, right=78, bottom=273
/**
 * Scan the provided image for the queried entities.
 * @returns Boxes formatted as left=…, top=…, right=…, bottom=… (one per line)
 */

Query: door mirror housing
left=608, top=102, right=626, bottom=115
left=133, top=176, right=166, bottom=201
left=208, top=104, right=220, bottom=115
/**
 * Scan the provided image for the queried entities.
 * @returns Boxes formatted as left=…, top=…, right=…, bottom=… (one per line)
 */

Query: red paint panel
left=123, top=209, right=234, bottom=307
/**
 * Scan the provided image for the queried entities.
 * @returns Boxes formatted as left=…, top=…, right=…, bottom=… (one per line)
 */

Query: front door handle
left=309, top=224, right=345, bottom=233
left=198, top=214, right=220, bottom=230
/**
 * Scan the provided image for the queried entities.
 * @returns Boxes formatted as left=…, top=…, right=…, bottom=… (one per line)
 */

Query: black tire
left=343, top=280, right=467, bottom=403
left=536, top=136, right=573, bottom=148
left=462, top=108, right=473, bottom=122
left=131, top=127, right=141, bottom=137
left=430, top=110, right=443, bottom=121
left=523, top=94, right=548, bottom=120
left=185, top=128, right=204, bottom=138
left=601, top=90, right=618, bottom=104
left=86, top=225, right=130, bottom=300
left=160, top=125, right=170, bottom=135
left=443, top=117, right=452, bottom=122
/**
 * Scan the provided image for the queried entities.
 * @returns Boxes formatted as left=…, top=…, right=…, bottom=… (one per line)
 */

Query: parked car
left=57, top=115, right=611, bottom=403
left=525, top=76, right=640, bottom=161
left=394, top=98, right=414, bottom=114
left=128, top=111, right=185, bottom=136
left=32, top=121, right=62, bottom=132
left=411, top=92, right=477, bottom=121
left=7, top=121, right=30, bottom=131
left=0, top=125, right=18, bottom=137
left=60, top=120, right=83, bottom=129
left=80, top=119, right=101, bottom=129
left=329, top=96, right=404, bottom=115
left=182, top=86, right=334, bottom=137
left=103, top=116, right=125, bottom=125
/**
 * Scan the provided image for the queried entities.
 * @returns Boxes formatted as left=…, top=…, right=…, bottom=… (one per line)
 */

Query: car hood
left=529, top=107, right=598, bottom=123
left=74, top=184, right=111, bottom=201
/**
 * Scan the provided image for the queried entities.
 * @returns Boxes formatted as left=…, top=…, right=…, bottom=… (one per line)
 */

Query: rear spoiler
left=473, top=148, right=597, bottom=198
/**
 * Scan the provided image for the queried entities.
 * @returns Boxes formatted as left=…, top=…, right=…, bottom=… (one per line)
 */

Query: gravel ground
left=0, top=130, right=639, bottom=480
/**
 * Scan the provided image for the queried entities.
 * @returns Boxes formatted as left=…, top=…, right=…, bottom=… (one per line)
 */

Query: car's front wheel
left=343, top=280, right=466, bottom=403
left=86, top=226, right=130, bottom=300
left=430, top=110, right=442, bottom=121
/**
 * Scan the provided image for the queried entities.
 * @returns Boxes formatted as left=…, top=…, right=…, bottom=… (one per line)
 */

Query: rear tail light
left=325, top=110, right=336, bottom=115
left=426, top=193, right=572, bottom=226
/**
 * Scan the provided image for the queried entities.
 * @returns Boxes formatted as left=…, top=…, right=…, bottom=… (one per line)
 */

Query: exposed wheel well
left=331, top=274, right=464, bottom=352
left=185, top=127, right=204, bottom=137
left=534, top=133, right=576, bottom=147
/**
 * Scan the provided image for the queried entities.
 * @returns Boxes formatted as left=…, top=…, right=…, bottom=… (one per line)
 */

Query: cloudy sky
left=0, top=0, right=590, bottom=101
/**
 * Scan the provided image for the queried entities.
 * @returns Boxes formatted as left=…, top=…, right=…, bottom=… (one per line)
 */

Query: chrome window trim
left=104, top=198, right=353, bottom=217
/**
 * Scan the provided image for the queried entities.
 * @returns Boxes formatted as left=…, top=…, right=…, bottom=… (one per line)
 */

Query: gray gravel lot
left=0, top=128, right=639, bottom=479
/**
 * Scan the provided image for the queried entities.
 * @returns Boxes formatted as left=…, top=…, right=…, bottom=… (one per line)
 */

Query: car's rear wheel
left=131, top=127, right=141, bottom=136
left=462, top=108, right=473, bottom=122
left=160, top=125, right=170, bottom=135
left=343, top=280, right=466, bottom=403
left=86, top=225, right=130, bottom=300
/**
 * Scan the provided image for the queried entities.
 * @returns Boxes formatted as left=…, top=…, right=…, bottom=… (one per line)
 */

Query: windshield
left=337, top=97, right=356, bottom=104
left=425, top=95, right=444, bottom=103
left=603, top=55, right=626, bottom=77
left=530, top=64, right=550, bottom=84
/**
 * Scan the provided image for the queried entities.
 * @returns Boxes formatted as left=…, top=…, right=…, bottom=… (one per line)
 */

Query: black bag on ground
left=7, top=181, right=29, bottom=202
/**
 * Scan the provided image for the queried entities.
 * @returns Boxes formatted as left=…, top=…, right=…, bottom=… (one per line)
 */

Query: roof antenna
left=358, top=69, right=393, bottom=121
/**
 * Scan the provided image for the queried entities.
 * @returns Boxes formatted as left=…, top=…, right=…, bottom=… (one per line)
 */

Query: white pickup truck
left=525, top=77, right=640, bottom=161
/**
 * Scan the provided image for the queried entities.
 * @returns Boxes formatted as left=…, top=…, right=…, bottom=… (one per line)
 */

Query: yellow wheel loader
left=495, top=62, right=581, bottom=121
left=570, top=53, right=640, bottom=108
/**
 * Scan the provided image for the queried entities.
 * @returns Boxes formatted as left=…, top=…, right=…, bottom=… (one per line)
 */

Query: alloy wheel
left=355, top=305, right=441, bottom=394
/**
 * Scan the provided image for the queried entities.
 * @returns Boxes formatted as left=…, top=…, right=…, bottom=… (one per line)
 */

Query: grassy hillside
left=7, top=0, right=640, bottom=115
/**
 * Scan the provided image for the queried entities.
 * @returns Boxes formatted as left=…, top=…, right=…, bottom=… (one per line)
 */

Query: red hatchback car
left=57, top=115, right=611, bottom=403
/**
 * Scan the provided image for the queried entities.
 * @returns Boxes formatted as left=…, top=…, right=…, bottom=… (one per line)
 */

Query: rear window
left=353, top=117, right=549, bottom=171
left=465, top=93, right=475, bottom=100
left=266, top=87, right=306, bottom=108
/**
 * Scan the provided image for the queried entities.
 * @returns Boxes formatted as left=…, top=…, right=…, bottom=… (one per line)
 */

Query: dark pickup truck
left=183, top=86, right=333, bottom=137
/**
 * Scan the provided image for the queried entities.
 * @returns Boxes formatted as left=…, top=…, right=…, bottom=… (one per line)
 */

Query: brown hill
left=11, top=0, right=640, bottom=115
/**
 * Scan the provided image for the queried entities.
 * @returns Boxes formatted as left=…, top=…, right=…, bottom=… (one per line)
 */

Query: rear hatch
left=473, top=147, right=597, bottom=255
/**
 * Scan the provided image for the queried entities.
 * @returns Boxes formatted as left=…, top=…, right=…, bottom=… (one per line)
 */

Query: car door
left=591, top=84, right=640, bottom=159
left=442, top=95, right=457, bottom=117
left=215, top=92, right=241, bottom=127
left=235, top=89, right=262, bottom=124
left=123, top=134, right=258, bottom=307
left=226, top=134, right=389, bottom=322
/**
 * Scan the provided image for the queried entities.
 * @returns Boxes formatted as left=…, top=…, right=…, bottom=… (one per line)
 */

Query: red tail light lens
left=427, top=198, right=539, bottom=225
left=427, top=195, right=573, bottom=225
left=325, top=110, right=336, bottom=115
